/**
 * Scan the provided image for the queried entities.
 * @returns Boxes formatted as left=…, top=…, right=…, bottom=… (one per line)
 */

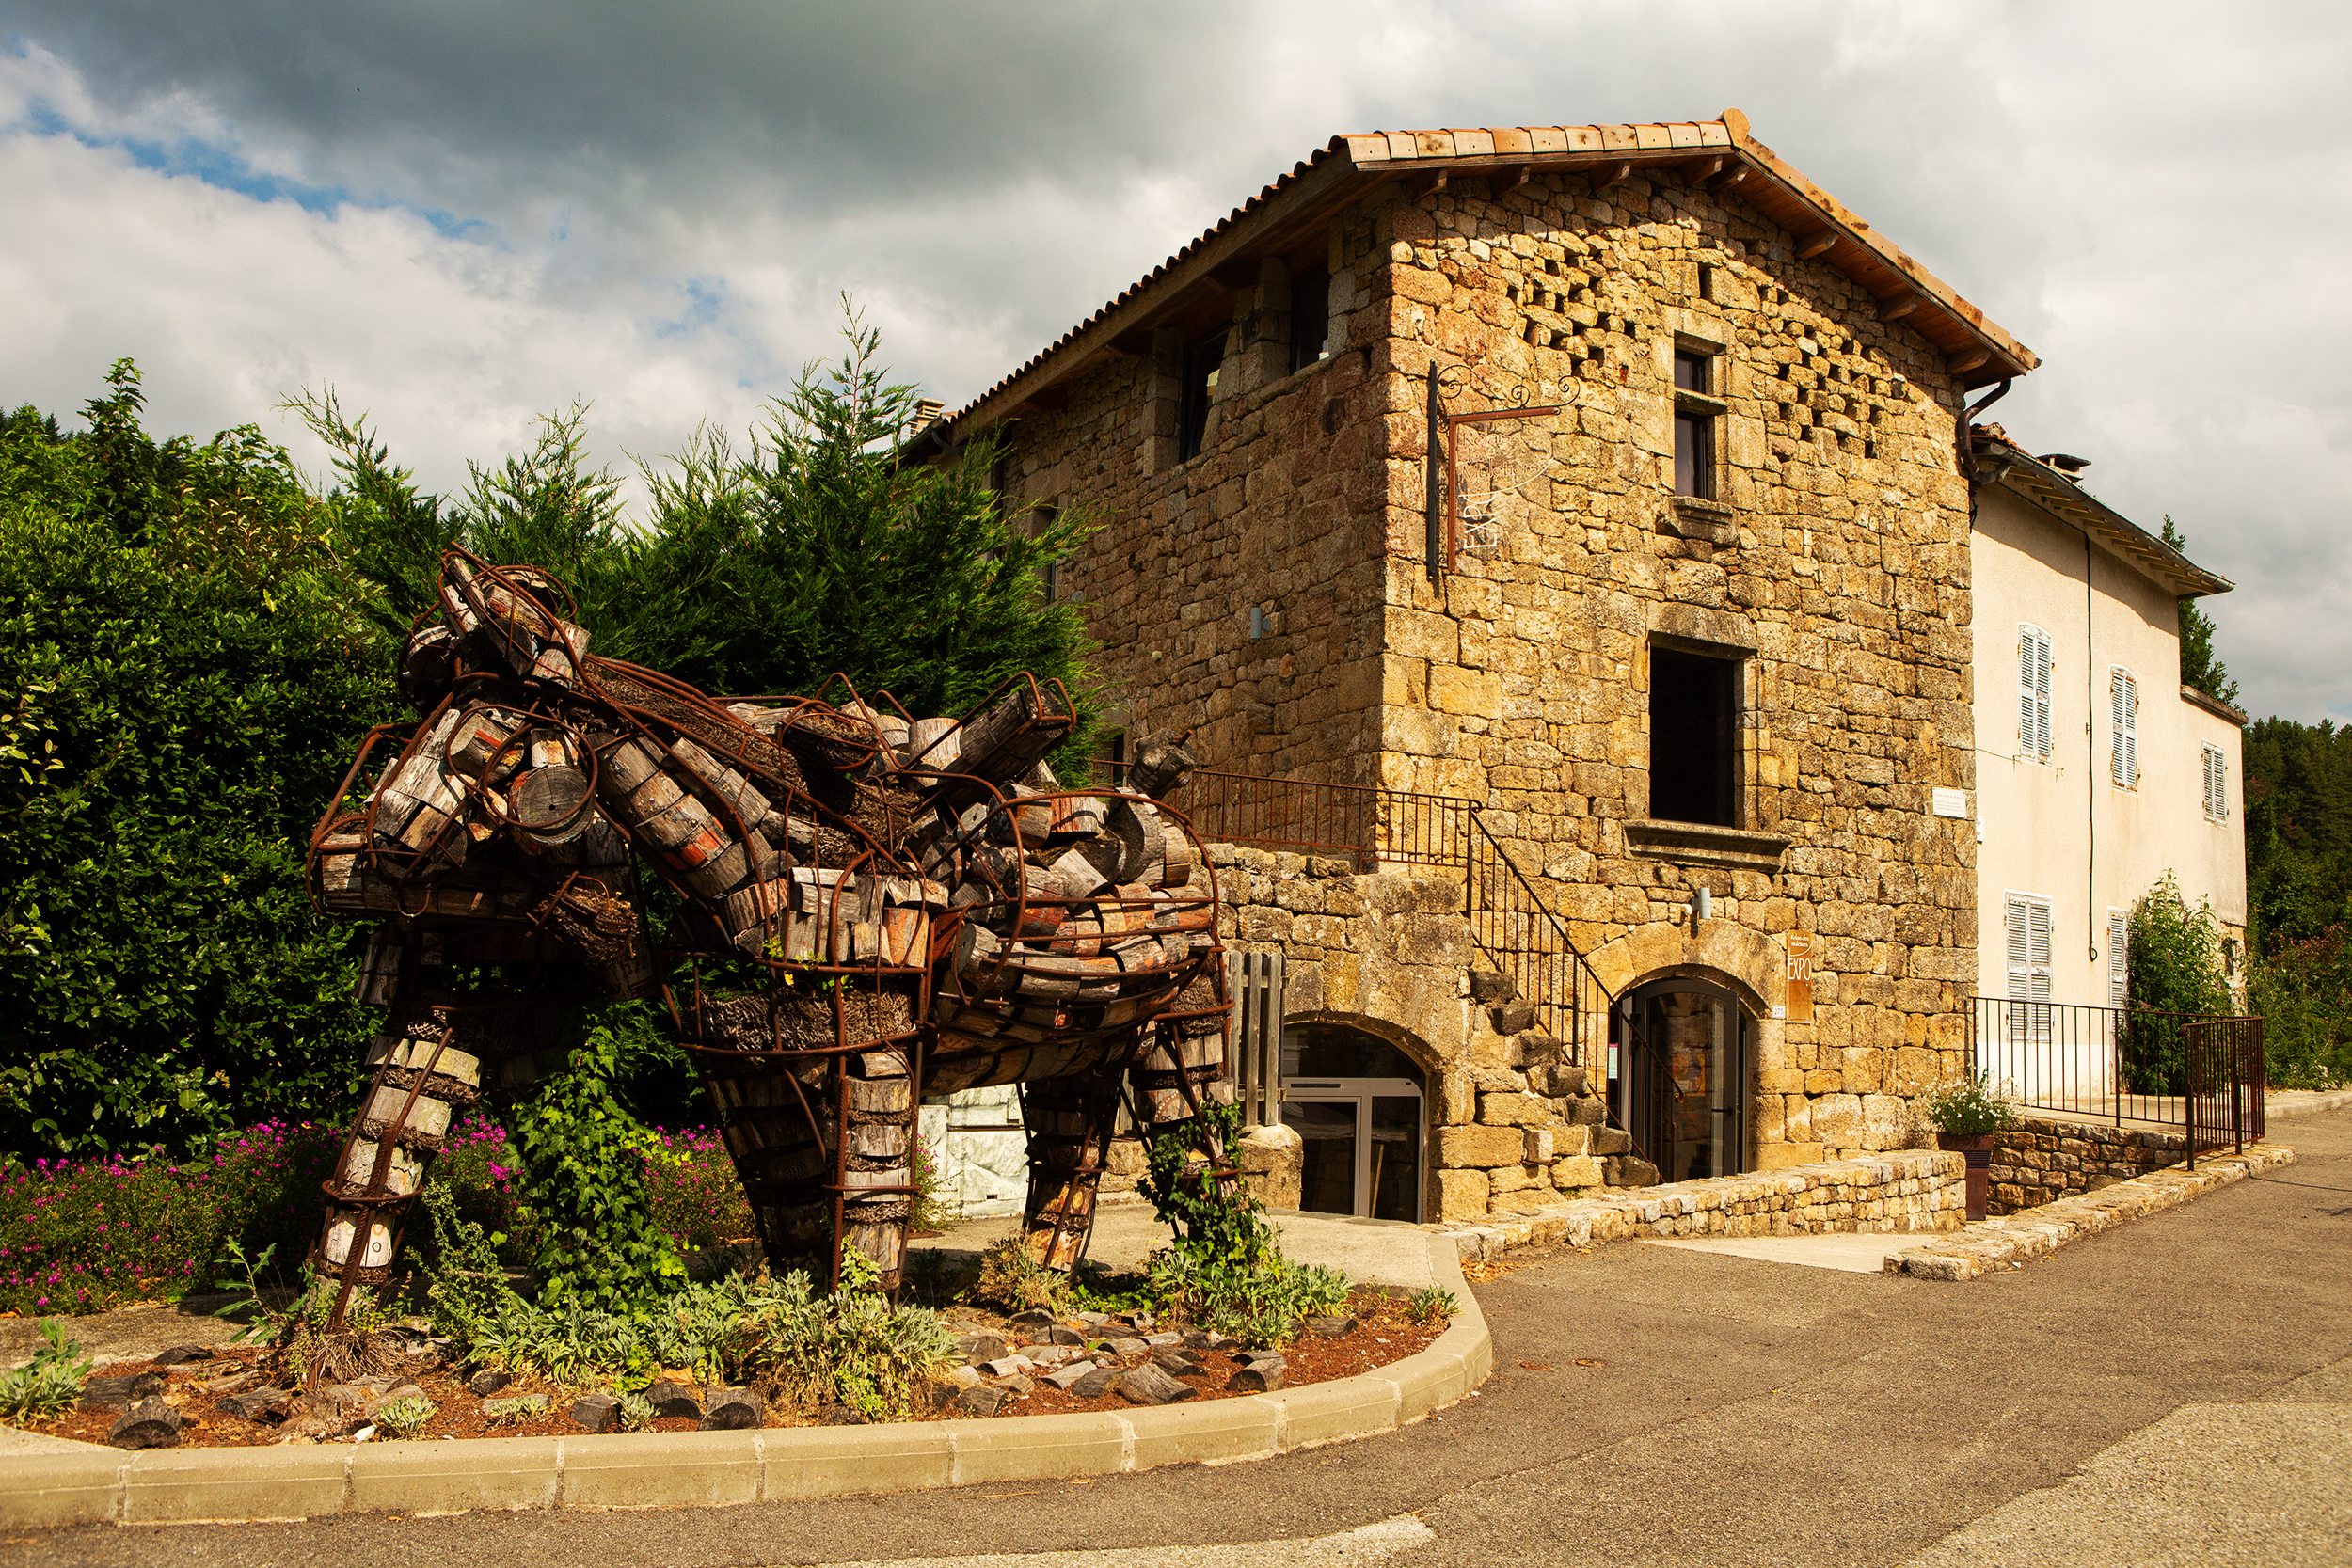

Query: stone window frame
left=1178, top=325, right=1229, bottom=462
left=1670, top=331, right=1729, bottom=505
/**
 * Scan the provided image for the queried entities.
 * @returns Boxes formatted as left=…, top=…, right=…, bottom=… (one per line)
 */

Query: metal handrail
left=1968, top=997, right=2267, bottom=1153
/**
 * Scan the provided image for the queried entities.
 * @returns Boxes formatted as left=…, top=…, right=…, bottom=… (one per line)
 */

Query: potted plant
left=1917, top=1073, right=2016, bottom=1221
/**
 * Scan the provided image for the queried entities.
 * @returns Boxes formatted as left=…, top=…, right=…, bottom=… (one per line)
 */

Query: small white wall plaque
left=1931, top=787, right=1970, bottom=819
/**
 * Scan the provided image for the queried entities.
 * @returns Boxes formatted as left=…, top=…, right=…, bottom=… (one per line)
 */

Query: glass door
left=1279, top=1079, right=1424, bottom=1221
left=1613, top=979, right=1751, bottom=1182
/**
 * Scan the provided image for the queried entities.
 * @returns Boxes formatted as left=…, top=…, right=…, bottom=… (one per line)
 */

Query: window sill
left=1663, top=495, right=1738, bottom=546
left=1624, top=818, right=1789, bottom=874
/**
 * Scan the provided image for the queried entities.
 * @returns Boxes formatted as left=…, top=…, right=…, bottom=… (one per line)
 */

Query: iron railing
left=1970, top=998, right=2266, bottom=1158
left=1086, top=760, right=1613, bottom=1070
left=2185, top=1016, right=2266, bottom=1165
left=1465, top=814, right=1614, bottom=1066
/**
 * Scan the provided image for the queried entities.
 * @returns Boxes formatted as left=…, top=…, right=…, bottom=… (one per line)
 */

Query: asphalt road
left=10, top=1111, right=2347, bottom=1568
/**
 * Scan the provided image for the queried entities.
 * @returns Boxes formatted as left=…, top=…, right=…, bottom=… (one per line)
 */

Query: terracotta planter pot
left=1937, top=1132, right=1997, bottom=1220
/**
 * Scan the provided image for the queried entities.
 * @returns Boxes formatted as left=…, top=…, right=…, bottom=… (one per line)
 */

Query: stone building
left=908, top=111, right=2149, bottom=1225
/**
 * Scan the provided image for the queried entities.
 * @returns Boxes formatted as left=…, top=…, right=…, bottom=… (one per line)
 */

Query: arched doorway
left=1277, top=1022, right=1427, bottom=1222
left=1611, top=977, right=1753, bottom=1182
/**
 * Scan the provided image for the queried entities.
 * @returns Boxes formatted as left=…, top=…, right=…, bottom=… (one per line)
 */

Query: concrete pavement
left=6, top=1109, right=2345, bottom=1566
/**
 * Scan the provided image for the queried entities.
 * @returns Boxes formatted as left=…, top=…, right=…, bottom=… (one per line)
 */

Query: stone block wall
left=1986, top=1116, right=2196, bottom=1215
left=1365, top=168, right=1979, bottom=1165
left=1435, top=1148, right=1965, bottom=1260
left=983, top=161, right=1985, bottom=1183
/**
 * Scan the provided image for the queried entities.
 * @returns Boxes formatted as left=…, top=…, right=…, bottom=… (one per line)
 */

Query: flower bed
left=12, top=1287, right=1444, bottom=1450
left=0, top=1117, right=756, bottom=1317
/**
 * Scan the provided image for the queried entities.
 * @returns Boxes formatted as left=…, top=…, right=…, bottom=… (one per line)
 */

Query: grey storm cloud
left=2, top=1, right=2347, bottom=720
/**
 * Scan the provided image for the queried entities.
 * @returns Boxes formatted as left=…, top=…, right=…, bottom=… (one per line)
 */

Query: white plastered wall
left=1969, top=482, right=2247, bottom=1025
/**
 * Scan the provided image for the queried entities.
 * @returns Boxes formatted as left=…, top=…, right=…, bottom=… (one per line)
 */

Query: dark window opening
left=1105, top=729, right=1126, bottom=788
left=1673, top=349, right=1718, bottom=499
left=1179, top=326, right=1229, bottom=461
left=1288, top=266, right=1331, bottom=374
left=1649, top=647, right=1738, bottom=826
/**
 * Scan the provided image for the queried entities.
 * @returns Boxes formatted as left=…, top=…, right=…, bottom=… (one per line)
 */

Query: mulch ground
left=22, top=1288, right=1443, bottom=1449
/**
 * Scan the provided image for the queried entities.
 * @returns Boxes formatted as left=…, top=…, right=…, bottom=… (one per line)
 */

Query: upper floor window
left=1673, top=349, right=1718, bottom=499
left=1288, top=266, right=1331, bottom=375
left=1179, top=326, right=1229, bottom=462
left=2109, top=668, right=2139, bottom=787
left=2202, top=743, right=2230, bottom=821
left=2017, top=624, right=2053, bottom=762
left=1649, top=645, right=1739, bottom=826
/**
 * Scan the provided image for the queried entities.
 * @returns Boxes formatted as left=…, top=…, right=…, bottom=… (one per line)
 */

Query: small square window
left=1674, top=350, right=1710, bottom=393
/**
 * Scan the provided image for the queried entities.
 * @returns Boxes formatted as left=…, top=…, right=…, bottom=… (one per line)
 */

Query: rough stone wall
left=984, top=216, right=1399, bottom=782
left=1986, top=1116, right=2196, bottom=1214
left=1364, top=169, right=1979, bottom=1167
left=987, top=164, right=1986, bottom=1213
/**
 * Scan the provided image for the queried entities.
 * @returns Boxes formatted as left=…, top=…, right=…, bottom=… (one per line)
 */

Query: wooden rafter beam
left=1797, top=230, right=1839, bottom=260
left=1880, top=292, right=1925, bottom=323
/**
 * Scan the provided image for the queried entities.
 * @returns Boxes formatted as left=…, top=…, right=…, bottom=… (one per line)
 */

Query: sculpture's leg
left=1017, top=1065, right=1126, bottom=1273
left=707, top=1056, right=839, bottom=1276
left=313, top=930, right=485, bottom=1332
left=837, top=1045, right=916, bottom=1291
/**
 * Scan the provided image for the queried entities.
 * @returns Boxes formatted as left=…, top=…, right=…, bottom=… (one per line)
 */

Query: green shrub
left=2249, top=929, right=2352, bottom=1090
left=2126, top=874, right=2235, bottom=1093
left=0, top=1320, right=94, bottom=1423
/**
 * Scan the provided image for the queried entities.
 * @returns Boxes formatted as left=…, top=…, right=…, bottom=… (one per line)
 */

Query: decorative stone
left=570, top=1392, right=621, bottom=1433
left=107, top=1397, right=183, bottom=1449
left=1303, top=1315, right=1358, bottom=1338
left=1116, top=1363, right=1197, bottom=1406
left=1227, top=1362, right=1285, bottom=1392
left=701, top=1387, right=763, bottom=1430
left=199, top=1368, right=264, bottom=1396
left=961, top=1332, right=1009, bottom=1364
left=220, top=1386, right=294, bottom=1422
left=644, top=1379, right=705, bottom=1420
left=955, top=1385, right=1009, bottom=1417
left=80, top=1372, right=164, bottom=1413
left=151, top=1345, right=214, bottom=1368
left=466, top=1369, right=510, bottom=1397
left=1041, top=1360, right=1098, bottom=1392
left=1068, top=1366, right=1123, bottom=1399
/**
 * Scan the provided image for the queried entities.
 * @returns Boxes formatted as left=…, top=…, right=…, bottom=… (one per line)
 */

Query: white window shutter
left=2006, top=895, right=2031, bottom=1002
left=2217, top=752, right=2228, bottom=821
left=2034, top=632, right=2053, bottom=761
left=2018, top=627, right=2038, bottom=756
left=2107, top=911, right=2128, bottom=1007
left=2128, top=676, right=2140, bottom=782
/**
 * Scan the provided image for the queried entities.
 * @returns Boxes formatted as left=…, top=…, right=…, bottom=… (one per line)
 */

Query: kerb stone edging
left=1884, top=1142, right=2298, bottom=1281
left=0, top=1235, right=1489, bottom=1528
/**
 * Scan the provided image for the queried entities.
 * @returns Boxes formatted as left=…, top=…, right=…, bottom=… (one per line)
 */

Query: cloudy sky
left=3, top=2, right=2345, bottom=720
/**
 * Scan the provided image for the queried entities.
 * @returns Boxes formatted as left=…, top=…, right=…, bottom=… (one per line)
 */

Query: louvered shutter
left=2107, top=911, right=2128, bottom=1007
left=2027, top=895, right=2053, bottom=1043
left=2019, top=627, right=2039, bottom=757
left=2215, top=750, right=2228, bottom=821
left=2035, top=633, right=2053, bottom=761
left=2111, top=670, right=2139, bottom=785
left=2122, top=674, right=2138, bottom=785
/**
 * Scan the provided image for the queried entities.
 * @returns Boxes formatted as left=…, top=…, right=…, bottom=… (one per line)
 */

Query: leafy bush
left=0, top=1320, right=94, bottom=1423
left=372, top=1395, right=437, bottom=1440
left=0, top=370, right=394, bottom=1158
left=1133, top=1099, right=1352, bottom=1345
left=2249, top=929, right=2352, bottom=1089
left=2126, top=874, right=2235, bottom=1093
left=974, top=1237, right=1065, bottom=1313
left=1406, top=1286, right=1459, bottom=1325
left=1916, top=1073, right=2017, bottom=1136
left=420, top=1185, right=954, bottom=1416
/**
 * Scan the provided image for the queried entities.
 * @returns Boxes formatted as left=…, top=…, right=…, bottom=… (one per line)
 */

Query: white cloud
left=1, top=3, right=2347, bottom=718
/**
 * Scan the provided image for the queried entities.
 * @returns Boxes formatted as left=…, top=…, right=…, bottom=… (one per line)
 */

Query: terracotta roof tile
left=934, top=110, right=2040, bottom=436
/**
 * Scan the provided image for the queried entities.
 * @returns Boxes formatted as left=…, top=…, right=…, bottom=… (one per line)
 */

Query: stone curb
left=1426, top=1148, right=1965, bottom=1261
left=2265, top=1088, right=2352, bottom=1124
left=0, top=1236, right=1488, bottom=1528
left=1883, top=1141, right=2298, bottom=1281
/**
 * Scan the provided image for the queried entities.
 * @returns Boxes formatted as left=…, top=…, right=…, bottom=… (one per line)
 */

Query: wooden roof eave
left=1995, top=460, right=2233, bottom=600
left=950, top=151, right=1369, bottom=438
